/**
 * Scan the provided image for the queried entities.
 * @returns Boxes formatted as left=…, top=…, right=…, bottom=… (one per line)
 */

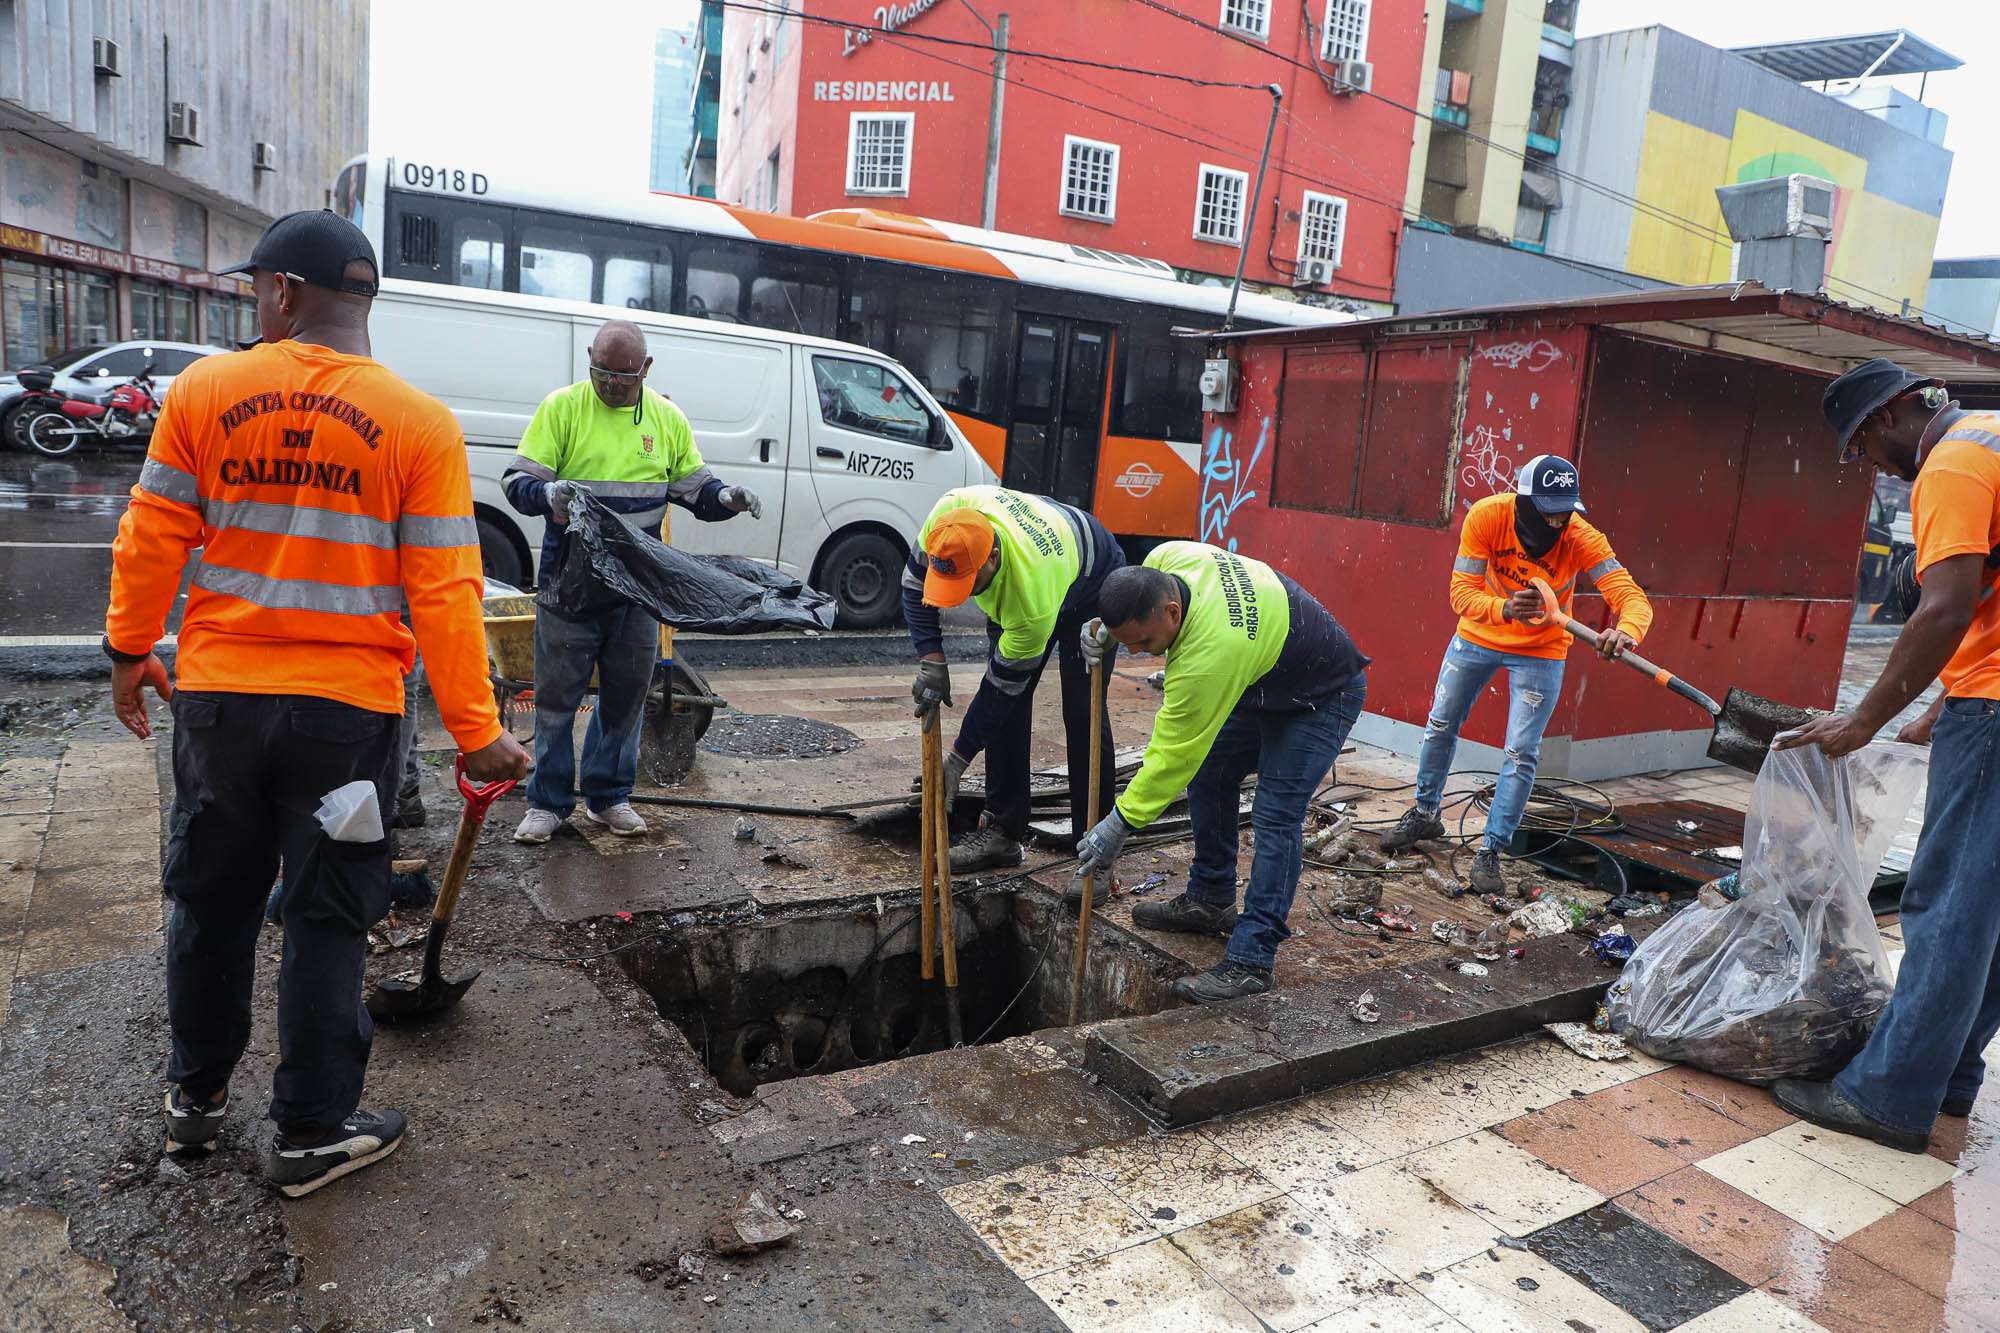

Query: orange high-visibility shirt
left=105, top=340, right=502, bottom=752
left=1448, top=494, right=1653, bottom=660
left=1912, top=412, right=2000, bottom=700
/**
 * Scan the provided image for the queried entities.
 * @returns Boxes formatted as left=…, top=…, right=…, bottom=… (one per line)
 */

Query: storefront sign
left=812, top=79, right=955, bottom=102
left=0, top=222, right=246, bottom=292
left=840, top=0, right=945, bottom=56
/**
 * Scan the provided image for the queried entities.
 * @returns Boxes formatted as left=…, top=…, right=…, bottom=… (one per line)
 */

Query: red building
left=1199, top=286, right=2000, bottom=779
left=713, top=0, right=1428, bottom=310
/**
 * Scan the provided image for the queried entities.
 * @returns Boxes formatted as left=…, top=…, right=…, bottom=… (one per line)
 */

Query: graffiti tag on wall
left=1199, top=416, right=1268, bottom=552
left=1474, top=338, right=1562, bottom=373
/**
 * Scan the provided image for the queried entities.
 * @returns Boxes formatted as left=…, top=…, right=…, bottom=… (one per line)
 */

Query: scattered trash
left=1508, top=898, right=1574, bottom=939
left=1350, top=991, right=1381, bottom=1024
left=1675, top=819, right=1701, bottom=835
left=1471, top=918, right=1510, bottom=961
left=1507, top=947, right=1525, bottom=961
left=784, top=1207, right=805, bottom=1221
left=1322, top=874, right=1383, bottom=915
left=615, top=910, right=634, bottom=923
left=1146, top=670, right=1165, bottom=691
left=1453, top=961, right=1489, bottom=977
left=899, top=1134, right=928, bottom=1146
left=1591, top=930, right=1637, bottom=966
left=1132, top=872, right=1169, bottom=895
left=1484, top=894, right=1513, bottom=914
left=1518, top=883, right=1547, bottom=904
left=1605, top=894, right=1660, bottom=917
left=1424, top=867, right=1466, bottom=900
left=1544, top=1021, right=1632, bottom=1062
left=677, top=1252, right=706, bottom=1282
left=711, top=1186, right=797, bottom=1255
left=1607, top=742, right=1924, bottom=1084
left=1702, top=844, right=1744, bottom=864
left=1305, top=819, right=1353, bottom=855
left=1367, top=909, right=1416, bottom=935
left=760, top=846, right=809, bottom=869
left=1429, top=919, right=1467, bottom=946
left=733, top=818, right=757, bottom=841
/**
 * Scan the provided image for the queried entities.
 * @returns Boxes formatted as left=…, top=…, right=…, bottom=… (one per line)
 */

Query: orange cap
left=922, top=512, right=996, bottom=607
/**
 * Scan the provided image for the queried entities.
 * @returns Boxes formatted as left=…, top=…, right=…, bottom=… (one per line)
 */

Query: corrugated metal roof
left=1205, top=283, right=2000, bottom=383
left=1729, top=29, right=1963, bottom=82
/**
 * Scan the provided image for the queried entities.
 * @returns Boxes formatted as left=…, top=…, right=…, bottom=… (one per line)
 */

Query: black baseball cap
left=1822, top=357, right=1938, bottom=459
left=1516, top=453, right=1585, bottom=515
left=219, top=209, right=379, bottom=295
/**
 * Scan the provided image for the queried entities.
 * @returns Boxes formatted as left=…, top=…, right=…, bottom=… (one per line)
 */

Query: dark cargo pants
left=163, top=691, right=399, bottom=1134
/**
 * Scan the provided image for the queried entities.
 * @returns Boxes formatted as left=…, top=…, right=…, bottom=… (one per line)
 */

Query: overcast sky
left=368, top=0, right=1996, bottom=255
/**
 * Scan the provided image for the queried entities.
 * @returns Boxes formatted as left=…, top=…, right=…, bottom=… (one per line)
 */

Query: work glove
left=941, top=750, right=968, bottom=808
left=1080, top=617, right=1115, bottom=671
left=721, top=485, right=764, bottom=520
left=546, top=479, right=588, bottom=525
left=911, top=657, right=953, bottom=719
left=1073, top=808, right=1129, bottom=882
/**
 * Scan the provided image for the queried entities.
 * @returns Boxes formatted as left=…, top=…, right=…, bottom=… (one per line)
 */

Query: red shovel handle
left=455, top=753, right=518, bottom=818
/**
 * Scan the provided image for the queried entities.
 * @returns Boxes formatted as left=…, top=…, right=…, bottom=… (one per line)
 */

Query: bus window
left=686, top=243, right=751, bottom=322
left=457, top=217, right=506, bottom=290
left=812, top=355, right=939, bottom=447
left=1116, top=313, right=1207, bottom=442
left=891, top=270, right=1009, bottom=420
left=750, top=274, right=836, bottom=338
left=605, top=255, right=674, bottom=312
left=520, top=227, right=592, bottom=302
left=844, top=263, right=899, bottom=353
left=1166, top=342, right=1205, bottom=441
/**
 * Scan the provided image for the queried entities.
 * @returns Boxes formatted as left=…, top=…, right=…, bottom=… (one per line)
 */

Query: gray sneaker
left=162, top=1085, right=228, bottom=1155
left=585, top=802, right=647, bottom=836
left=264, top=1108, right=408, bottom=1198
left=1131, top=893, right=1239, bottom=937
left=950, top=825, right=1024, bottom=874
left=514, top=807, right=564, bottom=844
left=1379, top=806, right=1446, bottom=854
left=1468, top=848, right=1505, bottom=895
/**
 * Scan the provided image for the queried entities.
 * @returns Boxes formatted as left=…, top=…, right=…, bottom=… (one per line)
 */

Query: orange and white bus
left=332, top=155, right=1347, bottom=543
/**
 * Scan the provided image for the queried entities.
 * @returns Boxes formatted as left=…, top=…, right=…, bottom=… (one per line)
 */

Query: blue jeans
left=1414, top=635, right=1565, bottom=852
left=526, top=604, right=659, bottom=816
left=1835, top=697, right=2000, bottom=1132
left=1186, top=673, right=1368, bottom=970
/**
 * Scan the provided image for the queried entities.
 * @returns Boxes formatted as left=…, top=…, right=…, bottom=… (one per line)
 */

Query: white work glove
left=1073, top=809, right=1129, bottom=881
left=1080, top=618, right=1115, bottom=670
left=721, top=485, right=763, bottom=520
left=546, top=479, right=588, bottom=525
left=911, top=658, right=953, bottom=719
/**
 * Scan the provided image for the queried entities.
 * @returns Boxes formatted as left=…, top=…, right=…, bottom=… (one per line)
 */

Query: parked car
left=0, top=341, right=215, bottom=449
left=367, top=278, right=998, bottom=626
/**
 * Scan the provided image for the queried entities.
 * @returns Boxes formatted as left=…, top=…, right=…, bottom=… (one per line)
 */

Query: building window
left=846, top=113, right=912, bottom=196
left=1193, top=164, right=1248, bottom=245
left=2, top=259, right=69, bottom=369
left=1322, top=0, right=1371, bottom=63
left=130, top=281, right=195, bottom=345
left=1298, top=190, right=1347, bottom=268
left=1060, top=136, right=1119, bottom=223
left=763, top=148, right=782, bottom=211
left=1220, top=0, right=1270, bottom=38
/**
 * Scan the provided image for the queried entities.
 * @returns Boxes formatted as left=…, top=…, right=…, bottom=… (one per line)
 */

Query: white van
left=366, top=278, right=997, bottom=626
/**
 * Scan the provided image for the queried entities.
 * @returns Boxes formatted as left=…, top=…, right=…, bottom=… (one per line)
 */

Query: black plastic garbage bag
left=536, top=491, right=837, bottom=634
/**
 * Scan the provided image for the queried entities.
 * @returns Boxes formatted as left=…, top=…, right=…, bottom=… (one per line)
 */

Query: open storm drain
left=700, top=713, right=860, bottom=760
left=618, top=892, right=1178, bottom=1096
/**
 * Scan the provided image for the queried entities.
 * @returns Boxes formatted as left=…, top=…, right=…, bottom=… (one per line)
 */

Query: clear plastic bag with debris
left=1604, top=740, right=1926, bottom=1085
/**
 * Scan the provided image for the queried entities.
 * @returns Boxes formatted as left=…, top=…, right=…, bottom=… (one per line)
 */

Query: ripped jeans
left=1412, top=635, right=1565, bottom=852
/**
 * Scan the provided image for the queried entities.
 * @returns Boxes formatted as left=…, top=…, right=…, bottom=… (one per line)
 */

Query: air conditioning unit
left=1293, top=257, right=1336, bottom=287
left=167, top=102, right=202, bottom=146
left=252, top=141, right=278, bottom=172
left=1332, top=59, right=1373, bottom=94
left=91, top=37, right=122, bottom=78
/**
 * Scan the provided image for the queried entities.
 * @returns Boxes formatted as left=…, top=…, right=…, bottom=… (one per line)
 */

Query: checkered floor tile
left=942, top=1032, right=2000, bottom=1331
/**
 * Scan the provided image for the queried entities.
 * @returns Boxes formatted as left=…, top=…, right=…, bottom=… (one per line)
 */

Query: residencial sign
left=812, top=80, right=956, bottom=102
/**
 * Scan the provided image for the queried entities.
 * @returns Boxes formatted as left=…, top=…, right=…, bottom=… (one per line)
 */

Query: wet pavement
left=0, top=537, right=1992, bottom=1330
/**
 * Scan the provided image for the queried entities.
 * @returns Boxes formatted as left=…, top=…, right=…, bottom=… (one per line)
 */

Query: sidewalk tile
left=1423, top=1050, right=1575, bottom=1127
left=1297, top=1283, right=1466, bottom=1330
left=1169, top=1196, right=1399, bottom=1332
left=1075, top=1132, right=1283, bottom=1234
left=1496, top=1098, right=1686, bottom=1197
left=1639, top=1065, right=1797, bottom=1136
left=941, top=1156, right=1155, bottom=1279
left=1523, top=1202, right=1749, bottom=1329
left=1618, top=1166, right=1835, bottom=1289
left=1286, top=1159, right=1497, bottom=1283
left=1316, top=1072, right=1486, bottom=1159
left=1698, top=1139, right=1901, bottom=1242
left=1485, top=1034, right=1664, bottom=1098
left=1766, top=1121, right=1958, bottom=1205
left=1761, top=1245, right=1964, bottom=1333
left=1399, top=1131, right=1603, bottom=1236
left=1842, top=1205, right=2000, bottom=1324
left=1026, top=1235, right=1262, bottom=1332
left=1675, top=1288, right=1832, bottom=1331
left=1579, top=1075, right=1765, bottom=1164
left=1419, top=1246, right=1646, bottom=1333
left=1199, top=1095, right=1394, bottom=1191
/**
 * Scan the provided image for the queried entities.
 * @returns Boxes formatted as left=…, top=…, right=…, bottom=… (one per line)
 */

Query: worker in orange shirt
left=1380, top=455, right=1652, bottom=893
left=103, top=210, right=530, bottom=1197
left=1773, top=358, right=2000, bottom=1153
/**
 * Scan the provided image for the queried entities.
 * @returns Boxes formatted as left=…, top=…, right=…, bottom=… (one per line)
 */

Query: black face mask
left=1515, top=499, right=1563, bottom=559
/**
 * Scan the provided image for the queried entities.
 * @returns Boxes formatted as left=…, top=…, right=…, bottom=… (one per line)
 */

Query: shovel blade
left=1707, top=687, right=1817, bottom=775
left=366, top=966, right=481, bottom=1023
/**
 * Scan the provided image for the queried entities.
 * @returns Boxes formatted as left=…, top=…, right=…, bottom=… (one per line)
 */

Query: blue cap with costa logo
left=1517, top=453, right=1585, bottom=515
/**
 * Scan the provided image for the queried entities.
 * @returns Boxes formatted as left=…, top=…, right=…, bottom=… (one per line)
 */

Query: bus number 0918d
left=402, top=162, right=489, bottom=195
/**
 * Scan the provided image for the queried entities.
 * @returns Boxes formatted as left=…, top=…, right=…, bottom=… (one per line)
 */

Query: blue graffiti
left=1199, top=416, right=1268, bottom=552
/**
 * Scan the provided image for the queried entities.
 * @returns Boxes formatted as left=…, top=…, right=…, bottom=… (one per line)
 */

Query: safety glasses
left=588, top=363, right=645, bottom=386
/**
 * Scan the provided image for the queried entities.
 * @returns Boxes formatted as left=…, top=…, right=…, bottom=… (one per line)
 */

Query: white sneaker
left=514, top=807, right=564, bottom=844
left=585, top=802, right=647, bottom=836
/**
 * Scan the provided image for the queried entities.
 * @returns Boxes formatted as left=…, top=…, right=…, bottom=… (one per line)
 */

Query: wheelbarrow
left=481, top=592, right=724, bottom=786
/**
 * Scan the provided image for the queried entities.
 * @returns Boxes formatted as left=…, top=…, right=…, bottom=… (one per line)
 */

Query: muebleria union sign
left=840, top=0, right=945, bottom=56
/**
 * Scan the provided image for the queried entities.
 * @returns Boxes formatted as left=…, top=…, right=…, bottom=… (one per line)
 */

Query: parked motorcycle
left=21, top=369, right=161, bottom=458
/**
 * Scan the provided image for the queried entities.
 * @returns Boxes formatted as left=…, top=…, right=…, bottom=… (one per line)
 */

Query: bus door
left=1003, top=316, right=1111, bottom=510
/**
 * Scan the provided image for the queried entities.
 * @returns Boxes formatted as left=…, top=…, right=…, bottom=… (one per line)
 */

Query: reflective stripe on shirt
left=204, top=497, right=397, bottom=548
left=1583, top=558, right=1624, bottom=582
left=1454, top=556, right=1487, bottom=575
left=505, top=456, right=557, bottom=483
left=1944, top=428, right=2000, bottom=452
left=399, top=513, right=480, bottom=548
left=193, top=562, right=404, bottom=616
left=139, top=458, right=200, bottom=507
